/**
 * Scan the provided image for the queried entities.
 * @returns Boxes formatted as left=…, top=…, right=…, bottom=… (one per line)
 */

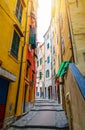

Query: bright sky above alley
left=37, top=0, right=51, bottom=42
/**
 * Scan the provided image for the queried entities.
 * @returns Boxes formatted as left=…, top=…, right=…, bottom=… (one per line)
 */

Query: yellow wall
left=0, top=0, right=27, bottom=117
left=60, top=0, right=72, bottom=61
left=51, top=0, right=60, bottom=73
left=67, top=0, right=85, bottom=75
left=0, top=1, right=38, bottom=128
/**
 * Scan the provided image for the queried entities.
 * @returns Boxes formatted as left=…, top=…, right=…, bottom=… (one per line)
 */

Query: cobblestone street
left=8, top=100, right=69, bottom=130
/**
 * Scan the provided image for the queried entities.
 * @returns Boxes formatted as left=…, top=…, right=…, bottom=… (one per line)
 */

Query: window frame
left=39, top=71, right=42, bottom=80
left=47, top=43, right=49, bottom=49
left=40, top=58, right=42, bottom=65
left=15, top=0, right=23, bottom=23
left=47, top=56, right=50, bottom=63
left=32, top=71, right=34, bottom=83
left=37, top=61, right=39, bottom=67
left=46, top=69, right=50, bottom=78
left=26, top=61, right=30, bottom=78
left=10, top=30, right=20, bottom=59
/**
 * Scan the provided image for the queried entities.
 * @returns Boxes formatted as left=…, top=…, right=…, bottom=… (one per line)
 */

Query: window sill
left=8, top=51, right=19, bottom=64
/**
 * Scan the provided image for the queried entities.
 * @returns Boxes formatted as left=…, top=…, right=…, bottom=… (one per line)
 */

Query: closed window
left=39, top=72, right=42, bottom=80
left=32, top=71, right=34, bottom=83
left=46, top=70, right=50, bottom=78
left=47, top=43, right=49, bottom=49
left=29, top=25, right=36, bottom=49
left=11, top=31, right=20, bottom=59
left=26, top=62, right=30, bottom=78
left=47, top=56, right=50, bottom=63
left=15, top=0, right=23, bottom=23
left=54, top=69, right=55, bottom=75
left=40, top=58, right=42, bottom=65
left=37, top=61, right=39, bottom=67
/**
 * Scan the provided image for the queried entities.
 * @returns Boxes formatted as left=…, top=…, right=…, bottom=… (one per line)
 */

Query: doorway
left=23, top=84, right=27, bottom=113
left=0, top=77, right=9, bottom=128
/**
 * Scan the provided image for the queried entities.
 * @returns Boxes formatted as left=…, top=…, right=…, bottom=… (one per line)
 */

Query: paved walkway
left=8, top=99, right=69, bottom=130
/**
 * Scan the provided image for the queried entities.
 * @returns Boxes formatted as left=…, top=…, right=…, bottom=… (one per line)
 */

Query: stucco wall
left=65, top=67, right=85, bottom=130
left=68, top=0, right=85, bottom=76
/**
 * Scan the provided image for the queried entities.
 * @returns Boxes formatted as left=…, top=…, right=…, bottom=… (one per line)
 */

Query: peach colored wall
left=64, top=67, right=85, bottom=130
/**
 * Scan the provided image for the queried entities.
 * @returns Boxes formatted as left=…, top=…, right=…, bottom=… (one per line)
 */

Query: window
left=37, top=61, right=39, bottom=67
left=15, top=0, right=23, bottom=23
left=46, top=70, right=50, bottom=78
left=54, top=59, right=55, bottom=65
left=32, top=71, right=34, bottom=83
left=47, top=56, right=50, bottom=63
left=40, top=58, right=42, bottom=65
left=53, top=47, right=55, bottom=54
left=36, top=87, right=39, bottom=96
left=47, top=43, right=49, bottom=49
left=61, top=37, right=64, bottom=44
left=29, top=25, right=36, bottom=49
left=39, top=72, right=42, bottom=80
left=40, top=87, right=42, bottom=97
left=26, top=62, right=30, bottom=78
left=11, top=30, right=20, bottom=59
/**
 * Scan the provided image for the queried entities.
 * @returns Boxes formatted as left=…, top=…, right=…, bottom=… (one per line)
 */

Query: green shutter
left=57, top=61, right=69, bottom=77
left=39, top=72, right=42, bottom=79
left=40, top=58, right=42, bottom=65
left=47, top=43, right=49, bottom=49
left=46, top=70, right=49, bottom=77
left=47, top=56, right=50, bottom=63
left=29, top=26, right=36, bottom=49
left=11, top=31, right=20, bottom=59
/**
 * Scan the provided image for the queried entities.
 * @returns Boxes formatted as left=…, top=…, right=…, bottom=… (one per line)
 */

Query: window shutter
left=11, top=31, right=20, bottom=59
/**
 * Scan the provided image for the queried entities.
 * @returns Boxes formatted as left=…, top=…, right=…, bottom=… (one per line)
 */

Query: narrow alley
left=8, top=100, right=69, bottom=130
left=0, top=0, right=85, bottom=130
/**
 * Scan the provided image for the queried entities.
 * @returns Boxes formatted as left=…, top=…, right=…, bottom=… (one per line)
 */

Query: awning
left=57, top=61, right=69, bottom=77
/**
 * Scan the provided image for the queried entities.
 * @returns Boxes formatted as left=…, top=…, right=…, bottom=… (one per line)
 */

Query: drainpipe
left=14, top=0, right=29, bottom=115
